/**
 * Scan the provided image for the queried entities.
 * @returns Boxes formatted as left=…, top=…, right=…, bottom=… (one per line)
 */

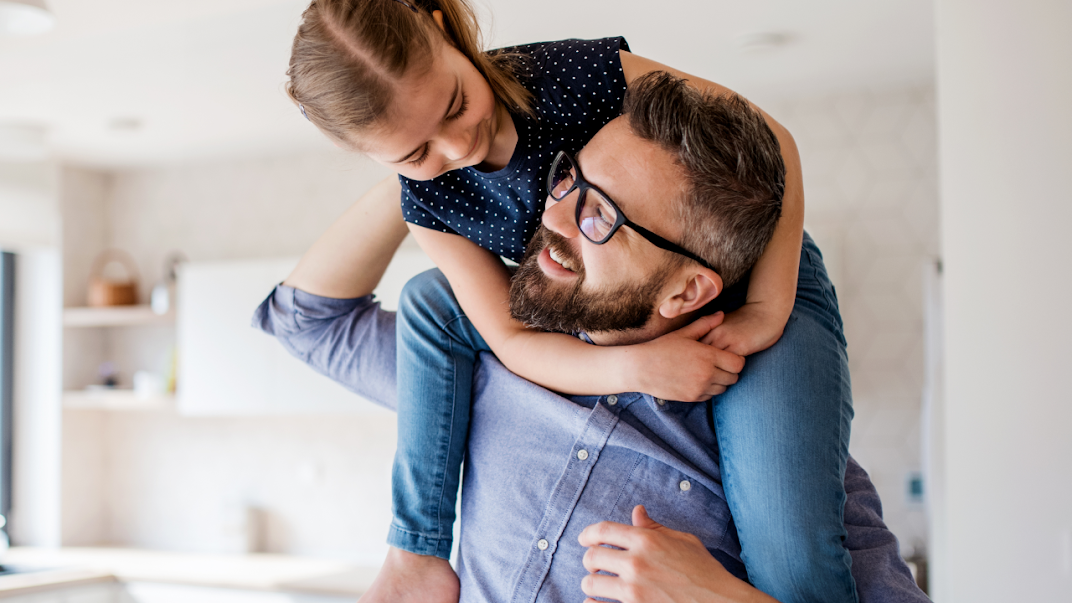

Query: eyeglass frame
left=546, top=150, right=714, bottom=271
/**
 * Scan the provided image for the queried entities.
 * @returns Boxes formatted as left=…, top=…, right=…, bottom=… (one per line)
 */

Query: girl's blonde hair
left=285, top=0, right=534, bottom=146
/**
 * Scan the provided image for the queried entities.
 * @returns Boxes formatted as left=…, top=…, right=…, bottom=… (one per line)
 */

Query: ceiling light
left=0, top=0, right=55, bottom=38
left=109, top=118, right=144, bottom=133
left=735, top=31, right=795, bottom=54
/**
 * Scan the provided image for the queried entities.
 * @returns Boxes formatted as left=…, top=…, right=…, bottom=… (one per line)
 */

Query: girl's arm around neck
left=409, top=225, right=742, bottom=401
left=284, top=176, right=411, bottom=299
left=620, top=51, right=804, bottom=356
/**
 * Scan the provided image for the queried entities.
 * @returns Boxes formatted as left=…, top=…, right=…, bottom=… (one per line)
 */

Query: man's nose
left=542, top=192, right=581, bottom=239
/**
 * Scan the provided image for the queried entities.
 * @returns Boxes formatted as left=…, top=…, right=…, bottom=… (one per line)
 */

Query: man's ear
left=658, top=268, right=723, bottom=320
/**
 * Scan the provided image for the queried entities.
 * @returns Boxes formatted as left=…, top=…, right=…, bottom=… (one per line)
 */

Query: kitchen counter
left=0, top=547, right=378, bottom=598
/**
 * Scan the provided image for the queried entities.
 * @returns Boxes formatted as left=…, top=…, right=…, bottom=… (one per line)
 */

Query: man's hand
left=627, top=313, right=746, bottom=402
left=577, top=505, right=778, bottom=603
left=701, top=302, right=788, bottom=358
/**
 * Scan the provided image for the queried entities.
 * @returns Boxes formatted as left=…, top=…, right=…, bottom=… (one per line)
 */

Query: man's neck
left=586, top=313, right=695, bottom=347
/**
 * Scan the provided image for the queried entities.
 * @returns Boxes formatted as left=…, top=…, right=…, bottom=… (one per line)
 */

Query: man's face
left=510, top=118, right=688, bottom=334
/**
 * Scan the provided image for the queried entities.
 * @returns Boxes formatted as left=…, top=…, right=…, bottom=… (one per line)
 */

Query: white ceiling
left=0, top=0, right=935, bottom=168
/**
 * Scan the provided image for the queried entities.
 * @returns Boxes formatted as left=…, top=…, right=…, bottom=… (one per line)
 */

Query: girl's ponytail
left=417, top=0, right=534, bottom=118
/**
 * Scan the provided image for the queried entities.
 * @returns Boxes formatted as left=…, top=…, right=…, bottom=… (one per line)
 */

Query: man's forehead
left=576, top=119, right=684, bottom=228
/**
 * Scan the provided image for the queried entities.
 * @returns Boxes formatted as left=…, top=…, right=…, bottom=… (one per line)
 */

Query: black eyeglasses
left=546, top=150, right=712, bottom=270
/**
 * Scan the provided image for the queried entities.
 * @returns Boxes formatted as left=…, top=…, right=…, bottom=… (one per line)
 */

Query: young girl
left=281, top=1, right=855, bottom=603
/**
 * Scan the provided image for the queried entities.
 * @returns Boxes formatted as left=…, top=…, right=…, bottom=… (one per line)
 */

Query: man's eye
left=596, top=206, right=613, bottom=225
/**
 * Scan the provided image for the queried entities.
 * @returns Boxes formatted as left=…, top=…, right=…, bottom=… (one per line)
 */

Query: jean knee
left=398, top=269, right=459, bottom=327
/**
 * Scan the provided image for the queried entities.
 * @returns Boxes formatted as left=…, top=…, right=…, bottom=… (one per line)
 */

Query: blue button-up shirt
left=253, top=286, right=927, bottom=603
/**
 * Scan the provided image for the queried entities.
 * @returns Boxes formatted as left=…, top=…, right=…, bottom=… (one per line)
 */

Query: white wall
left=764, top=84, right=938, bottom=555
left=0, top=163, right=60, bottom=250
left=935, top=1, right=1072, bottom=600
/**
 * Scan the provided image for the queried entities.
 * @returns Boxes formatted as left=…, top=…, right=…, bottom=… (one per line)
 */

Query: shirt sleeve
left=843, top=457, right=930, bottom=603
left=251, top=284, right=398, bottom=411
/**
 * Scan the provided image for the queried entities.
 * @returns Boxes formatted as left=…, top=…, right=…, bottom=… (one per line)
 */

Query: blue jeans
left=713, top=233, right=857, bottom=603
left=391, top=269, right=490, bottom=559
left=391, top=233, right=857, bottom=603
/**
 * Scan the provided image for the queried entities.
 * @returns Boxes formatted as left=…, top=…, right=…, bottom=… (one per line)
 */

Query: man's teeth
left=549, top=247, right=573, bottom=271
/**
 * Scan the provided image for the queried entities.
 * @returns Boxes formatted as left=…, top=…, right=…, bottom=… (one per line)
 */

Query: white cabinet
left=177, top=245, right=435, bottom=416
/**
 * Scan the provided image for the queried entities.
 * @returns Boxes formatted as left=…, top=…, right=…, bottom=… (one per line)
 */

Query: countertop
left=0, top=547, right=379, bottom=597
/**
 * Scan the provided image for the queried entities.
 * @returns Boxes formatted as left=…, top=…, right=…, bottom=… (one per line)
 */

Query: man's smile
left=536, top=245, right=580, bottom=280
left=548, top=247, right=578, bottom=272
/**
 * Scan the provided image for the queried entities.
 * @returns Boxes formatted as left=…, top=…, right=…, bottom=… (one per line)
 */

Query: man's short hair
left=622, top=71, right=786, bottom=287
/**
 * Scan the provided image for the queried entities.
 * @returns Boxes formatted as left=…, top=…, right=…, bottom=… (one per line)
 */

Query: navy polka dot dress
left=399, top=37, right=630, bottom=263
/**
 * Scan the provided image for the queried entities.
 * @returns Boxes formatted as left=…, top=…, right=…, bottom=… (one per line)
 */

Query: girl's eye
left=445, top=93, right=469, bottom=122
left=409, top=146, right=430, bottom=168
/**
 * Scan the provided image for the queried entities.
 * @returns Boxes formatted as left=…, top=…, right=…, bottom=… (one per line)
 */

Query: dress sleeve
left=251, top=284, right=398, bottom=411
left=843, top=457, right=930, bottom=603
left=399, top=175, right=454, bottom=233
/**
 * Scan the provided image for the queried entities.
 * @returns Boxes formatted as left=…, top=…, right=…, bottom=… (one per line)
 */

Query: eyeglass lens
left=548, top=153, right=619, bottom=244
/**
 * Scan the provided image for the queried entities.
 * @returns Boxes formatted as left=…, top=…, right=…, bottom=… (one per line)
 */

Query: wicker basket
left=87, top=249, right=140, bottom=307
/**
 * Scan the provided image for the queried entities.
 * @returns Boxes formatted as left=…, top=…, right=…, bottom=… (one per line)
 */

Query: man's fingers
left=581, top=572, right=625, bottom=602
left=631, top=505, right=660, bottom=530
left=578, top=520, right=638, bottom=549
left=582, top=543, right=630, bottom=574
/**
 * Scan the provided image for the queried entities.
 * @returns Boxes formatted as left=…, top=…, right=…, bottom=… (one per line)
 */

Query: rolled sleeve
left=252, top=285, right=398, bottom=411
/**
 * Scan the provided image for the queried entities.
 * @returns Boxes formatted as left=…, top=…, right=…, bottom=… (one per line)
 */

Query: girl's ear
left=658, top=268, right=723, bottom=320
left=431, top=10, right=446, bottom=32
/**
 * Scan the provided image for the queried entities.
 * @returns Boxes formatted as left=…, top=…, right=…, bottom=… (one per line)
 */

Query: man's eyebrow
left=390, top=79, right=460, bottom=164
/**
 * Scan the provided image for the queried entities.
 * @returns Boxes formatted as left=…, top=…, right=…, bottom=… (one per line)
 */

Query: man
left=255, top=74, right=927, bottom=603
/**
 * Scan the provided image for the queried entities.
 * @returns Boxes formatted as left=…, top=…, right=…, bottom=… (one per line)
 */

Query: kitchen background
left=1, top=0, right=1069, bottom=601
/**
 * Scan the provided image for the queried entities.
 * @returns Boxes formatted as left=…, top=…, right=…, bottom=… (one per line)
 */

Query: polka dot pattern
left=400, top=37, right=629, bottom=262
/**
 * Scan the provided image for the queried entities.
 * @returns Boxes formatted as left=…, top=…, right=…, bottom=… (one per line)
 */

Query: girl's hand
left=701, top=302, right=788, bottom=357
left=627, top=313, right=746, bottom=402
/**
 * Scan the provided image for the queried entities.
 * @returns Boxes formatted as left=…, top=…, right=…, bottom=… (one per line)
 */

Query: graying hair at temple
left=622, top=71, right=786, bottom=287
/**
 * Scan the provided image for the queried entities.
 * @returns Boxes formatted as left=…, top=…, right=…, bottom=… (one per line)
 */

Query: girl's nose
left=441, top=127, right=473, bottom=161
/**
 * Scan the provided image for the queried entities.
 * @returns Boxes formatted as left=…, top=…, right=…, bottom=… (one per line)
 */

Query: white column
left=9, top=248, right=63, bottom=547
left=0, top=159, right=62, bottom=546
left=935, top=1, right=1072, bottom=601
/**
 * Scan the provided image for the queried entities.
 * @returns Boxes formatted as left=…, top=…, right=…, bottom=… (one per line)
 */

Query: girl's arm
left=409, top=224, right=743, bottom=402
left=284, top=176, right=411, bottom=298
left=620, top=51, right=804, bottom=357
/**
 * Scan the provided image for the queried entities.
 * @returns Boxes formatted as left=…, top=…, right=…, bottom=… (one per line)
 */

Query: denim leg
left=390, top=268, right=491, bottom=559
left=713, top=233, right=857, bottom=603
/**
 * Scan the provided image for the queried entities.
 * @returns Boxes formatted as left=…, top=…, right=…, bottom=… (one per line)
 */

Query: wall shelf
left=63, top=305, right=174, bottom=328
left=63, top=389, right=175, bottom=411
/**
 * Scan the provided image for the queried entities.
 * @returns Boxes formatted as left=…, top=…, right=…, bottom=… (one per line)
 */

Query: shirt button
left=606, top=395, right=618, bottom=406
left=655, top=397, right=666, bottom=406
left=679, top=480, right=692, bottom=492
left=537, top=539, right=549, bottom=550
left=577, top=449, right=589, bottom=461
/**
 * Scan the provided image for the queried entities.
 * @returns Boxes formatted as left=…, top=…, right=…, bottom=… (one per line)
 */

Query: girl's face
left=361, top=38, right=503, bottom=181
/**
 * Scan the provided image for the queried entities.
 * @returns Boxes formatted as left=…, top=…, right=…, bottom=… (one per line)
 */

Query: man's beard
left=509, top=227, right=669, bottom=334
